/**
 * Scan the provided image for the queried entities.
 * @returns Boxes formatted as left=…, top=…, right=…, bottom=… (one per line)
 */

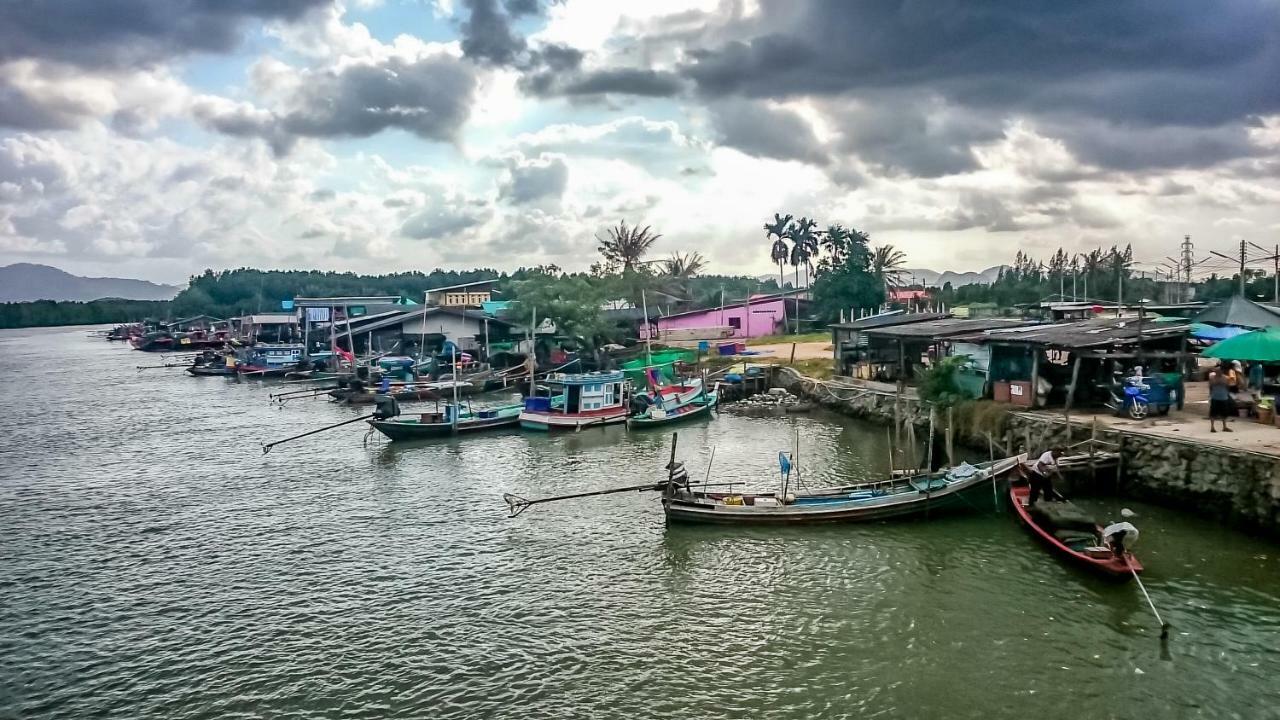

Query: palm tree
left=785, top=217, right=818, bottom=333
left=660, top=251, right=707, bottom=298
left=871, top=244, right=908, bottom=297
left=820, top=224, right=850, bottom=267
left=596, top=221, right=661, bottom=273
left=764, top=213, right=792, bottom=291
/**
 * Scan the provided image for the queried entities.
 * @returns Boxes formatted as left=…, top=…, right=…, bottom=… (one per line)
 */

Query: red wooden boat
left=1009, top=481, right=1142, bottom=580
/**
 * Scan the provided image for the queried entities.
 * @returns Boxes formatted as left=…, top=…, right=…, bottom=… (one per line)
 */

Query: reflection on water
left=1, top=326, right=1279, bottom=719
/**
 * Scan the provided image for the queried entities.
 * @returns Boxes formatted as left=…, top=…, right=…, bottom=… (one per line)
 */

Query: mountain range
left=0, top=263, right=181, bottom=302
left=901, top=266, right=1006, bottom=288
left=757, top=265, right=1005, bottom=289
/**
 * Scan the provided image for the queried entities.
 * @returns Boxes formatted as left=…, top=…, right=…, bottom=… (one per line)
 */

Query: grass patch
left=744, top=331, right=831, bottom=346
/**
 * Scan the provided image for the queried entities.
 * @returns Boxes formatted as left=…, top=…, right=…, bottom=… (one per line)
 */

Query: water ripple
left=1, top=326, right=1279, bottom=718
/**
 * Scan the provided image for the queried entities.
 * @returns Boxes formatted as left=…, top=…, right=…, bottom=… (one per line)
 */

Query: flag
left=778, top=452, right=792, bottom=476
left=332, top=341, right=354, bottom=365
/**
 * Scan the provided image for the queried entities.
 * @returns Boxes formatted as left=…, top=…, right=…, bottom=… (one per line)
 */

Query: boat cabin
left=520, top=370, right=630, bottom=430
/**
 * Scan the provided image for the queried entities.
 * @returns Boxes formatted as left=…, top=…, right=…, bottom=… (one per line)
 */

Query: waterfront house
left=330, top=306, right=518, bottom=358
left=644, top=290, right=811, bottom=342
left=426, top=279, right=498, bottom=308
left=236, top=313, right=299, bottom=343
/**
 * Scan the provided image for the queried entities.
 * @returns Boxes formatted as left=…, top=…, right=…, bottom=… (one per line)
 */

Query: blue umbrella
left=1193, top=324, right=1250, bottom=341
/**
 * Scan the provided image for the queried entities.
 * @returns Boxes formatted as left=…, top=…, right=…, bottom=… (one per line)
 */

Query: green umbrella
left=1202, top=327, right=1280, bottom=362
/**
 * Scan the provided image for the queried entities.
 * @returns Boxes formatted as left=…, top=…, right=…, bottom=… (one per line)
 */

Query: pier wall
left=771, top=367, right=1280, bottom=537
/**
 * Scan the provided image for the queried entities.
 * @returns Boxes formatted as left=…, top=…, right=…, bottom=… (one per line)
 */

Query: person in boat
left=1208, top=363, right=1233, bottom=433
left=1102, top=520, right=1139, bottom=559
left=1026, top=446, right=1066, bottom=507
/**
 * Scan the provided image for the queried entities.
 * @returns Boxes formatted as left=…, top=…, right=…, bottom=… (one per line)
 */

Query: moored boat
left=628, top=389, right=718, bottom=428
left=519, top=371, right=630, bottom=430
left=661, top=455, right=1023, bottom=524
left=367, top=403, right=523, bottom=440
left=1009, top=478, right=1142, bottom=579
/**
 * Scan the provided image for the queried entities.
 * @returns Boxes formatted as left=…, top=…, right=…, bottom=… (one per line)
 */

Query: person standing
left=1249, top=361, right=1265, bottom=397
left=1209, top=363, right=1233, bottom=433
left=1026, top=446, right=1066, bottom=507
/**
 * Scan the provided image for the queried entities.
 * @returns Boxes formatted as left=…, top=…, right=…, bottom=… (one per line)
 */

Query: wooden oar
left=136, top=363, right=187, bottom=370
left=1127, top=557, right=1170, bottom=640
left=261, top=413, right=374, bottom=454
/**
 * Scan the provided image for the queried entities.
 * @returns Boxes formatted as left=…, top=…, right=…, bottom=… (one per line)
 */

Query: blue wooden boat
left=628, top=389, right=718, bottom=428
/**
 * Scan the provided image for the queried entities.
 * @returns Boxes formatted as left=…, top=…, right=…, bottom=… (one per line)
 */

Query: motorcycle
left=1102, top=374, right=1173, bottom=419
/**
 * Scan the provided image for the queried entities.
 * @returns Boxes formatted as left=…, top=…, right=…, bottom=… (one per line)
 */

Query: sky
left=1, top=0, right=1279, bottom=285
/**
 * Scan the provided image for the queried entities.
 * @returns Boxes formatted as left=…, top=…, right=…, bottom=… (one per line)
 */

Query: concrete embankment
left=771, top=367, right=1280, bottom=537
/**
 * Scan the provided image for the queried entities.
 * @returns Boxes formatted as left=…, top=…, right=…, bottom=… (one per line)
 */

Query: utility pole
left=1240, top=238, right=1247, bottom=298
left=1180, top=235, right=1194, bottom=303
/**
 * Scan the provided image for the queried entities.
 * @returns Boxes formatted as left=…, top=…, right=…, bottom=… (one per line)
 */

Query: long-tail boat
left=1009, top=468, right=1142, bottom=580
left=660, top=455, right=1023, bottom=524
left=366, top=402, right=523, bottom=439
left=503, top=432, right=1023, bottom=523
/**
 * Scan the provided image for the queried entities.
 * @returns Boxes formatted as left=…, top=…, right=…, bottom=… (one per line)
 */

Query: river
left=1, top=326, right=1278, bottom=719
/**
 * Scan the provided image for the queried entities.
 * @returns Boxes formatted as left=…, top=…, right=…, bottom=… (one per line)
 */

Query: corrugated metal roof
left=830, top=311, right=948, bottom=331
left=960, top=317, right=1190, bottom=348
left=861, top=317, right=1032, bottom=339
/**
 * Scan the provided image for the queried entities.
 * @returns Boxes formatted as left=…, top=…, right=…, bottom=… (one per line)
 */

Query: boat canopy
left=544, top=370, right=625, bottom=385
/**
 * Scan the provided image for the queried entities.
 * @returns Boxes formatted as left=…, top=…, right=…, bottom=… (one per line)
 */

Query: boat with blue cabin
left=520, top=371, right=630, bottom=430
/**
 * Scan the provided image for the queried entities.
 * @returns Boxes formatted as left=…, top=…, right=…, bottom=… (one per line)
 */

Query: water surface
left=1, top=326, right=1278, bottom=719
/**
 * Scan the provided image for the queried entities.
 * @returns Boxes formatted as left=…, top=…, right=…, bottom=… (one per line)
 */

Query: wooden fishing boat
left=628, top=390, right=718, bottom=428
left=1008, top=478, right=1142, bottom=579
left=334, top=380, right=476, bottom=404
left=661, top=455, right=1023, bottom=524
left=519, top=371, right=630, bottom=430
left=366, top=403, right=523, bottom=440
left=186, top=364, right=235, bottom=377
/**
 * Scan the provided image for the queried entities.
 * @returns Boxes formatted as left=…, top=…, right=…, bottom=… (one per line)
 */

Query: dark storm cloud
left=679, top=1, right=1280, bottom=122
left=498, top=156, right=568, bottom=204
left=459, top=0, right=527, bottom=65
left=0, top=0, right=331, bottom=68
left=708, top=100, right=827, bottom=165
left=194, top=55, right=478, bottom=154
left=599, top=0, right=1280, bottom=173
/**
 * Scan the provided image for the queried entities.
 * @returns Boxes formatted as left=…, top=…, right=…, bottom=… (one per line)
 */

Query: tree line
left=0, top=299, right=172, bottom=329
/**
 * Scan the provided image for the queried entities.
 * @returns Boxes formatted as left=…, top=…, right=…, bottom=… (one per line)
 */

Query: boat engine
left=373, top=394, right=401, bottom=420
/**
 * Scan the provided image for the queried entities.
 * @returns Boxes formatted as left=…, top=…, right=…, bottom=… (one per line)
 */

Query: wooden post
left=1063, top=352, right=1082, bottom=439
left=1029, top=348, right=1042, bottom=409
left=790, top=342, right=797, bottom=364
left=1090, top=416, right=1098, bottom=485
left=926, top=406, right=937, bottom=471
left=946, top=405, right=954, bottom=466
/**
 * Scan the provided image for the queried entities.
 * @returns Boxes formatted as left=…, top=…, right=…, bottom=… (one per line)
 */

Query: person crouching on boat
left=1102, top=521, right=1139, bottom=559
left=1026, top=446, right=1066, bottom=507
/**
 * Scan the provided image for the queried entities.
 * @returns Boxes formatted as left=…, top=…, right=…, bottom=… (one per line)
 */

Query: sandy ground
left=743, top=341, right=833, bottom=361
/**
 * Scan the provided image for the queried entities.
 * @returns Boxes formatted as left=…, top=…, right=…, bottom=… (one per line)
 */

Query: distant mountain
left=0, top=263, right=180, bottom=302
left=903, top=266, right=1006, bottom=288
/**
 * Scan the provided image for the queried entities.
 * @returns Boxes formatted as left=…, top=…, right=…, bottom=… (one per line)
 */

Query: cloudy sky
left=1, top=0, right=1278, bottom=284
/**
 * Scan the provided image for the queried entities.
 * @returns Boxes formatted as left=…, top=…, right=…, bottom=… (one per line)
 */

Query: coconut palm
left=660, top=251, right=707, bottom=298
left=596, top=221, right=661, bottom=273
left=871, top=244, right=908, bottom=291
left=786, top=217, right=819, bottom=288
left=764, top=213, right=792, bottom=290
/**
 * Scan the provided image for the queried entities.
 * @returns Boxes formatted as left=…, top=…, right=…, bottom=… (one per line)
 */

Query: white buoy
left=1121, top=508, right=1137, bottom=518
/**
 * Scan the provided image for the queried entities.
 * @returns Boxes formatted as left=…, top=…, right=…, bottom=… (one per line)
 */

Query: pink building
left=646, top=293, right=811, bottom=340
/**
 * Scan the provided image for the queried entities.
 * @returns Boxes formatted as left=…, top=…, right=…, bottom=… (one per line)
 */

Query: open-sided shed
left=859, top=317, right=1033, bottom=382
left=958, top=316, right=1191, bottom=409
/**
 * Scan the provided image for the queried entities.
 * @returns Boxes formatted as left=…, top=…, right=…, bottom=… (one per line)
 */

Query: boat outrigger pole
left=261, top=413, right=375, bottom=454
left=505, top=433, right=688, bottom=517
